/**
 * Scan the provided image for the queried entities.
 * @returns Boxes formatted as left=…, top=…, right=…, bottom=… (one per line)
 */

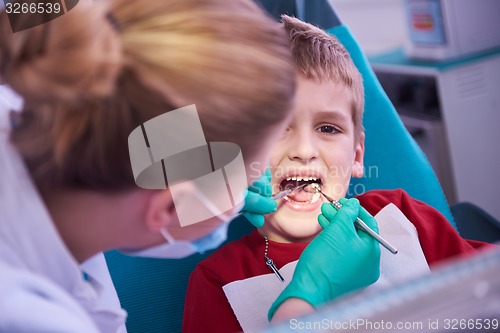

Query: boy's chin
left=281, top=225, right=321, bottom=243
left=268, top=211, right=323, bottom=241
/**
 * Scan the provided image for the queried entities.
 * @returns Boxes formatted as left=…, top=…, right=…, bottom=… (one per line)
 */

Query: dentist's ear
left=352, top=132, right=365, bottom=178
left=144, top=182, right=199, bottom=232
left=144, top=189, right=177, bottom=233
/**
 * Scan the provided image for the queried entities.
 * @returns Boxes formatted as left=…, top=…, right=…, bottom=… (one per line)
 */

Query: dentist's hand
left=240, top=169, right=277, bottom=228
left=268, top=198, right=381, bottom=320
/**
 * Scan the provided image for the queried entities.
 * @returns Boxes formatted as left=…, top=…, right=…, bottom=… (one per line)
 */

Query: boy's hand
left=240, top=169, right=277, bottom=228
left=268, top=198, right=381, bottom=320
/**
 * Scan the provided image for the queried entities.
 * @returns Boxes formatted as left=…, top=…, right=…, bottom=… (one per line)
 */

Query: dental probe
left=311, top=184, right=398, bottom=254
left=271, top=183, right=308, bottom=200
left=231, top=184, right=307, bottom=222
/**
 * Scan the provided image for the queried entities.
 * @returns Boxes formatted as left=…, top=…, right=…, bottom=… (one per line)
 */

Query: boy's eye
left=316, top=124, right=340, bottom=134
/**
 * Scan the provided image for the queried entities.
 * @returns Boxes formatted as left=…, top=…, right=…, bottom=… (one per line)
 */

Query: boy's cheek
left=322, top=177, right=351, bottom=199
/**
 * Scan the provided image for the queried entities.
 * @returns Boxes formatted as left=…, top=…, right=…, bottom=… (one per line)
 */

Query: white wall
left=329, top=0, right=407, bottom=55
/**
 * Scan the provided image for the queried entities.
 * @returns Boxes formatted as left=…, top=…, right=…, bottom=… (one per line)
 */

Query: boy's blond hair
left=282, top=15, right=364, bottom=137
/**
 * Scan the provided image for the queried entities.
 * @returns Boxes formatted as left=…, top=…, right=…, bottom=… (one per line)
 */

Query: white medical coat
left=0, top=86, right=127, bottom=333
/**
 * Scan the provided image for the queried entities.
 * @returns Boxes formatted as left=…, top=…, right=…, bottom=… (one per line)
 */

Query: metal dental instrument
left=310, top=184, right=398, bottom=254
left=271, top=183, right=308, bottom=200
left=231, top=184, right=308, bottom=222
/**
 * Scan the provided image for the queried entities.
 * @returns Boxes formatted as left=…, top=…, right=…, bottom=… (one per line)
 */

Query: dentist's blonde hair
left=0, top=0, right=295, bottom=191
left=282, top=15, right=364, bottom=139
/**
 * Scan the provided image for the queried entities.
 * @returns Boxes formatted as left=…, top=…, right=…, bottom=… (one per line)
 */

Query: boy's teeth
left=310, top=192, right=321, bottom=203
left=285, top=176, right=319, bottom=181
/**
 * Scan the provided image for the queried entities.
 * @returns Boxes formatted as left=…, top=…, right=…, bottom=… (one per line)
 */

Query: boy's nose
left=287, top=130, right=318, bottom=162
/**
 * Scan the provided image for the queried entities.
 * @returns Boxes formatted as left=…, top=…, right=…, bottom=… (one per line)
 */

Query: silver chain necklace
left=264, top=236, right=284, bottom=282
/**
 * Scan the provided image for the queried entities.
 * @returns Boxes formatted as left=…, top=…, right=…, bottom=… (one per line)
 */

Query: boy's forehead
left=296, top=77, right=350, bottom=103
left=293, top=77, right=354, bottom=122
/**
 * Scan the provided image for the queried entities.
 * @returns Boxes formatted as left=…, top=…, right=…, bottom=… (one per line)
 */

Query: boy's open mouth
left=279, top=177, right=322, bottom=204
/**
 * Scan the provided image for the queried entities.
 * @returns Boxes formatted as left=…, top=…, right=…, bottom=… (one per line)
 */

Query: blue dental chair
left=105, top=1, right=457, bottom=332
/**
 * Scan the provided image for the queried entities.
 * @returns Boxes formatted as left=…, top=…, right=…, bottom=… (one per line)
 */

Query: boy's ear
left=352, top=132, right=365, bottom=178
left=144, top=189, right=179, bottom=233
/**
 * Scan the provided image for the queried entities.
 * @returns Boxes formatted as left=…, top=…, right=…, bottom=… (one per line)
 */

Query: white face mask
left=123, top=222, right=230, bottom=259
left=121, top=188, right=241, bottom=259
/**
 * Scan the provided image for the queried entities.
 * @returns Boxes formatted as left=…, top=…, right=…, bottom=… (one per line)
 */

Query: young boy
left=183, top=16, right=487, bottom=333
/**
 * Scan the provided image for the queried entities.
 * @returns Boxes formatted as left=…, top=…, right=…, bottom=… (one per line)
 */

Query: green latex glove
left=240, top=169, right=277, bottom=228
left=268, top=198, right=381, bottom=320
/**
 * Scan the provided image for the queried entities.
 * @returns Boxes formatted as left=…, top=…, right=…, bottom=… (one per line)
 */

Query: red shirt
left=183, top=189, right=487, bottom=333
